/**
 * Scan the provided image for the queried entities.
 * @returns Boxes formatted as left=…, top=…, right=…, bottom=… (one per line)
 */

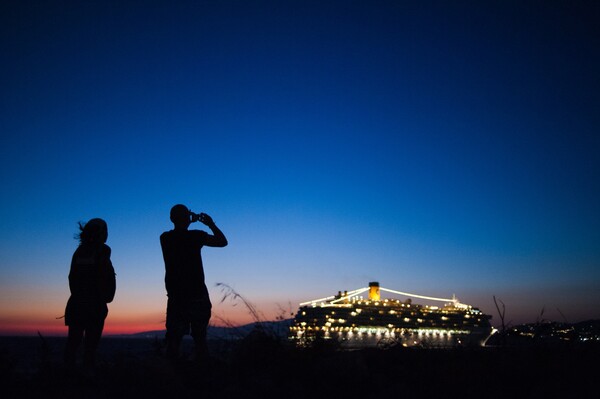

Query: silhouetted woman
left=64, top=218, right=116, bottom=369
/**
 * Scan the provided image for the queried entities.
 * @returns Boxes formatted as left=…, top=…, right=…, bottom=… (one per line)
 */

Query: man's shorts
left=166, top=297, right=212, bottom=337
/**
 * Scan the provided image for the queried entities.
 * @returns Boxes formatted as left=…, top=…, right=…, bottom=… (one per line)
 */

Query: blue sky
left=1, top=0, right=599, bottom=333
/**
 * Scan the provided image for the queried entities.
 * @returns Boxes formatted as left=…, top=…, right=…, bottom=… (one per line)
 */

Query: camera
left=190, top=211, right=206, bottom=223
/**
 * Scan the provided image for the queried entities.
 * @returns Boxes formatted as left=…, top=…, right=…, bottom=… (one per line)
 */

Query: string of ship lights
left=299, top=286, right=465, bottom=307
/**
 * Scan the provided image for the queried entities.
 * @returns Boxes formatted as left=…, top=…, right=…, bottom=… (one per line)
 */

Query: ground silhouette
left=1, top=334, right=597, bottom=398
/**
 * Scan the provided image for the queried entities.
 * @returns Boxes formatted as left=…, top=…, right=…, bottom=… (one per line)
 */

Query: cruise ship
left=289, top=282, right=495, bottom=348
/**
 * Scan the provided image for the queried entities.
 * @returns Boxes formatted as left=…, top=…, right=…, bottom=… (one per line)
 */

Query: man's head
left=170, top=204, right=191, bottom=229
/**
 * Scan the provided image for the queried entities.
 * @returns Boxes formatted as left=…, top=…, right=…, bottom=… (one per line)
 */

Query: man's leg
left=191, top=320, right=209, bottom=362
left=190, top=299, right=212, bottom=363
left=166, top=331, right=183, bottom=360
left=166, top=298, right=187, bottom=360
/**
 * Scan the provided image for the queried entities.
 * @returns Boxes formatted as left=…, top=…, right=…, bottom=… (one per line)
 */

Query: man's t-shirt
left=160, top=229, right=210, bottom=301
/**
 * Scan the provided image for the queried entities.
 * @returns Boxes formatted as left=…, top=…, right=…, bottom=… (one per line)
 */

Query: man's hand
left=200, top=213, right=215, bottom=227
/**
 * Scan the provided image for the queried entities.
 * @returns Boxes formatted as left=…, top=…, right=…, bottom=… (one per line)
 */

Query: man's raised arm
left=200, top=213, right=228, bottom=247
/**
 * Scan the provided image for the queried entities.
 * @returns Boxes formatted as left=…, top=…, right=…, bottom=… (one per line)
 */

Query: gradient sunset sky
left=1, top=0, right=599, bottom=335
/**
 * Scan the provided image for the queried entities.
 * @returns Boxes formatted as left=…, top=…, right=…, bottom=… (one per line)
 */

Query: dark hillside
left=0, top=334, right=597, bottom=398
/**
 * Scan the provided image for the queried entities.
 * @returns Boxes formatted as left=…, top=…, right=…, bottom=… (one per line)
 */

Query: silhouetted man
left=160, top=204, right=227, bottom=362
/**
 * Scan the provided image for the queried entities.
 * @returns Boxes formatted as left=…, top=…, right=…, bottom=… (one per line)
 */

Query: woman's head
left=77, top=218, right=108, bottom=245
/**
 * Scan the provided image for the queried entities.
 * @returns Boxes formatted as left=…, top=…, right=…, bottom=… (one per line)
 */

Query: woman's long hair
left=76, top=218, right=108, bottom=245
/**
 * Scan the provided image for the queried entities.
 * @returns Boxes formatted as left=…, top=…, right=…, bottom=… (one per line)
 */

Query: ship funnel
left=368, top=281, right=380, bottom=301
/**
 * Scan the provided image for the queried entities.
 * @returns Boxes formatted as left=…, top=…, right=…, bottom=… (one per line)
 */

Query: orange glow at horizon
left=0, top=303, right=282, bottom=336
